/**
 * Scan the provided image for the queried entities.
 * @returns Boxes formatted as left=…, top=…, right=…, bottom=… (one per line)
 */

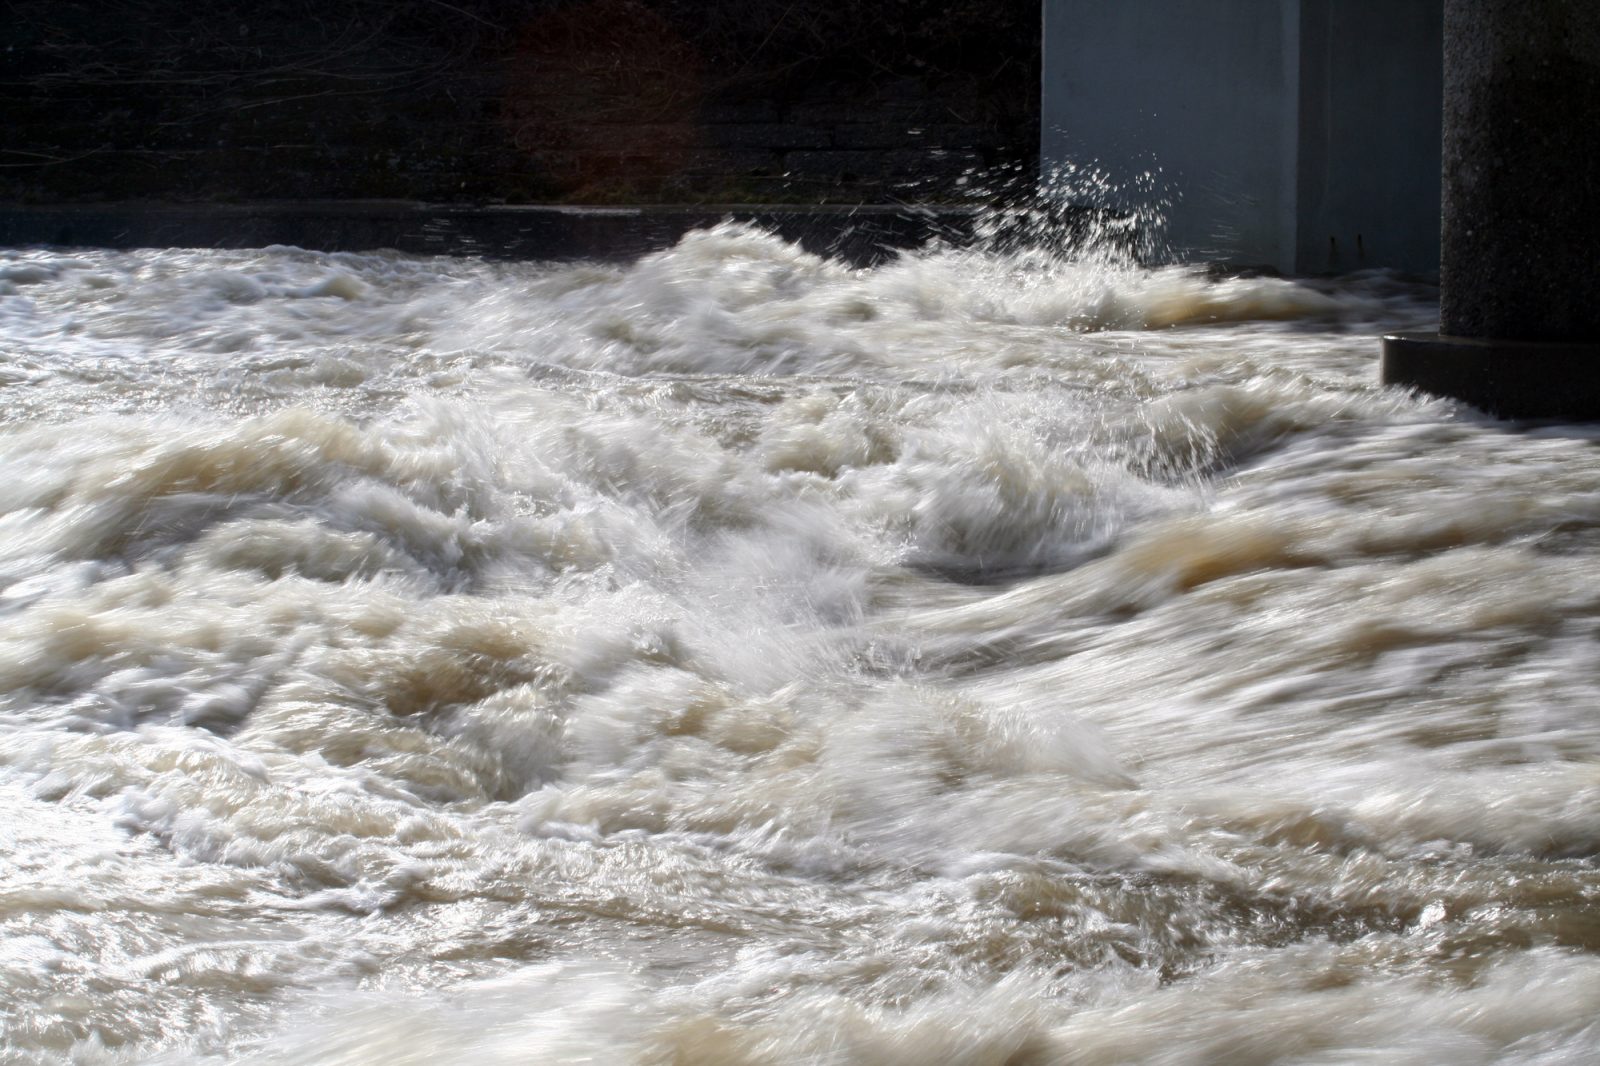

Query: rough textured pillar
left=1381, top=0, right=1600, bottom=418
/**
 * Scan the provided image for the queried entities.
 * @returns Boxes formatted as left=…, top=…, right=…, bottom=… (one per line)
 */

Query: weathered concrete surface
left=1382, top=333, right=1600, bottom=420
left=1382, top=0, right=1600, bottom=419
left=1041, top=0, right=1442, bottom=274
left=1438, top=0, right=1600, bottom=340
left=1042, top=0, right=1296, bottom=268
left=1295, top=0, right=1443, bottom=274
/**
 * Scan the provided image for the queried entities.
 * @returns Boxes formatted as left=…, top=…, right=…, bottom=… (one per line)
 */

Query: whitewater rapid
left=0, top=226, right=1596, bottom=1064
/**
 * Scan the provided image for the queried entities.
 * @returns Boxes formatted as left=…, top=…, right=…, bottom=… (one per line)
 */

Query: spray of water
left=1, top=202, right=1595, bottom=1065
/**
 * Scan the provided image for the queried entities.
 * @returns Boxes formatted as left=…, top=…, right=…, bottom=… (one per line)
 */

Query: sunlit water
left=1, top=225, right=1596, bottom=1064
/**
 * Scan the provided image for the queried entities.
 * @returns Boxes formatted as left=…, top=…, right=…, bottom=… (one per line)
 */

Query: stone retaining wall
left=3, top=0, right=1037, bottom=205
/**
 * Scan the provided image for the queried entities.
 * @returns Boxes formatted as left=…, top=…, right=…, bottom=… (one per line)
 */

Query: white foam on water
left=0, top=229, right=1595, bottom=1064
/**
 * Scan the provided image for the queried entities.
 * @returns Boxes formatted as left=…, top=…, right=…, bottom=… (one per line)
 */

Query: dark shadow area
left=2, top=0, right=1039, bottom=205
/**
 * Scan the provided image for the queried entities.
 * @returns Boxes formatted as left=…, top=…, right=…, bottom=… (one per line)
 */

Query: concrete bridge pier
left=1382, top=0, right=1600, bottom=419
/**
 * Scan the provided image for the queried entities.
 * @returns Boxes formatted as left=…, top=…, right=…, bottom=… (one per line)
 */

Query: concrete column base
left=1381, top=333, right=1600, bottom=420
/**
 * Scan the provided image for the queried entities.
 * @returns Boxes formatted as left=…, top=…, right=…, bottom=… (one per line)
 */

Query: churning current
left=0, top=225, right=1597, bottom=1065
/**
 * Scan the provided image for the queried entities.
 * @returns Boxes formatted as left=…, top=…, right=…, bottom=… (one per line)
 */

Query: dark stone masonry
left=2, top=0, right=1038, bottom=206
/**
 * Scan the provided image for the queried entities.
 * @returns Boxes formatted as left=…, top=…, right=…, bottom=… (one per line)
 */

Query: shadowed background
left=2, top=0, right=1039, bottom=204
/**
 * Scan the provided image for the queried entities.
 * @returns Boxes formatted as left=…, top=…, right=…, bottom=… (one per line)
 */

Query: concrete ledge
left=0, top=201, right=980, bottom=266
left=1381, top=331, right=1600, bottom=420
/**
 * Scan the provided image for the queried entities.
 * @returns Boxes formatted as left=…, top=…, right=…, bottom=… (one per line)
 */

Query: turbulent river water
left=0, top=224, right=1597, bottom=1064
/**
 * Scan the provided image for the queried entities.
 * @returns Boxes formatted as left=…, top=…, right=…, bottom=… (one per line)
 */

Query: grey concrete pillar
left=1381, top=0, right=1600, bottom=419
left=1040, top=0, right=1443, bottom=274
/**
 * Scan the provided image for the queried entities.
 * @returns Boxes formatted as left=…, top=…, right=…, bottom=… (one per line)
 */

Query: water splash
left=4, top=231, right=1596, bottom=1066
